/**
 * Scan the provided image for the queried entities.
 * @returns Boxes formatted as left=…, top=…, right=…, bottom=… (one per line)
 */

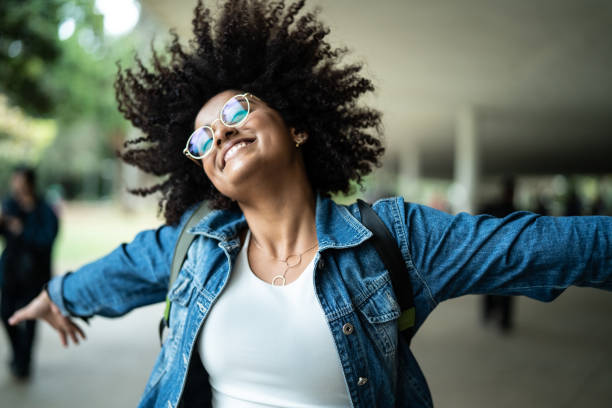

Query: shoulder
left=349, top=195, right=455, bottom=236
left=36, top=199, right=58, bottom=218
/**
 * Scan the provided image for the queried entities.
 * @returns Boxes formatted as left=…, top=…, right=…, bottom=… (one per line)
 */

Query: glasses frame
left=183, top=93, right=257, bottom=162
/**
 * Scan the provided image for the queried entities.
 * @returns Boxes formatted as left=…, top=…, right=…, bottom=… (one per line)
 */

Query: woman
left=9, top=1, right=612, bottom=407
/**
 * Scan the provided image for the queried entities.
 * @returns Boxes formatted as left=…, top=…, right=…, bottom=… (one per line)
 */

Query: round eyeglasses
left=183, top=93, right=257, bottom=161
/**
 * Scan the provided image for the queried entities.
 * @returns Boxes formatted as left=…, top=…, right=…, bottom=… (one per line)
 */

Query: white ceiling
left=140, top=0, right=612, bottom=177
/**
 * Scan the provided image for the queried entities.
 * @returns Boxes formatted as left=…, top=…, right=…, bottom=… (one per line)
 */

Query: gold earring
left=295, top=140, right=303, bottom=148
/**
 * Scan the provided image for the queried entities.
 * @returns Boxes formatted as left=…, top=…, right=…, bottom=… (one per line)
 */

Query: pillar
left=453, top=106, right=480, bottom=214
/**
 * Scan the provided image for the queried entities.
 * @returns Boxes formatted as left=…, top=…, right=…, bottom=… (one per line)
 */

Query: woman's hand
left=9, top=289, right=86, bottom=347
left=5, top=216, right=23, bottom=235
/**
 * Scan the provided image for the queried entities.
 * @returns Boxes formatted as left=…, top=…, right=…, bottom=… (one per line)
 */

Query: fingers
left=58, top=330, right=68, bottom=348
left=12, top=292, right=87, bottom=347
left=72, top=321, right=87, bottom=341
left=8, top=307, right=30, bottom=326
left=51, top=303, right=86, bottom=345
left=67, top=322, right=84, bottom=345
left=51, top=313, right=87, bottom=347
left=53, top=318, right=86, bottom=347
left=9, top=290, right=50, bottom=325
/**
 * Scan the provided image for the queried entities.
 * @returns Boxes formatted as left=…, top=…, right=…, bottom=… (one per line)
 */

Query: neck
left=238, top=179, right=317, bottom=259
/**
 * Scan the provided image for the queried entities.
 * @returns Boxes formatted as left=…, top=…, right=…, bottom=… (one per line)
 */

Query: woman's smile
left=221, top=138, right=256, bottom=169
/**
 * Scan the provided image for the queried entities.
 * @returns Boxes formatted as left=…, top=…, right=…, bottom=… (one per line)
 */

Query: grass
left=51, top=201, right=163, bottom=273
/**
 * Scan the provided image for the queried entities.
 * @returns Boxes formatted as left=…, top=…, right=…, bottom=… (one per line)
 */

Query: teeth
left=224, top=141, right=249, bottom=163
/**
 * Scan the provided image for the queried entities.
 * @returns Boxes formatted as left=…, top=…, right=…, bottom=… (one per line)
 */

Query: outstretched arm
left=47, top=212, right=192, bottom=319
left=398, top=199, right=612, bottom=305
left=8, top=205, right=197, bottom=345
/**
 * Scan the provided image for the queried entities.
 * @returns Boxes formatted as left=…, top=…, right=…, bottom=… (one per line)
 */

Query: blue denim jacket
left=47, top=195, right=612, bottom=407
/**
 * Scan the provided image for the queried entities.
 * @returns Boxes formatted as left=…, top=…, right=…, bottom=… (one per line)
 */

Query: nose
left=212, top=120, right=238, bottom=148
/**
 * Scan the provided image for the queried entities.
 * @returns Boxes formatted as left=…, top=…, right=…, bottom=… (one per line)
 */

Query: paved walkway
left=0, top=287, right=610, bottom=407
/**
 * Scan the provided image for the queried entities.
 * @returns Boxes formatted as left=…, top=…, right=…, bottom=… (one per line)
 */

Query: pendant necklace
left=251, top=234, right=318, bottom=286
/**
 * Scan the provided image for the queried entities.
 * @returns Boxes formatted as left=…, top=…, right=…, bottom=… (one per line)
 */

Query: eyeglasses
left=183, top=93, right=258, bottom=161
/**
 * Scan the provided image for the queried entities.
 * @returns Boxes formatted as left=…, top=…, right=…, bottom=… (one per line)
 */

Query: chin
left=217, top=159, right=259, bottom=192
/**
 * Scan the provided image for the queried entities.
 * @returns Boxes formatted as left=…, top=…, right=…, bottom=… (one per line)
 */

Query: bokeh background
left=1, top=1, right=611, bottom=407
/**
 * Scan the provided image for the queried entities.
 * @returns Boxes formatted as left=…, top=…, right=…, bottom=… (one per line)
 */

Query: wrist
left=46, top=275, right=71, bottom=316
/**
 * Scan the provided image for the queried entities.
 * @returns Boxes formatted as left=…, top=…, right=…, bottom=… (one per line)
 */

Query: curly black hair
left=115, top=0, right=384, bottom=225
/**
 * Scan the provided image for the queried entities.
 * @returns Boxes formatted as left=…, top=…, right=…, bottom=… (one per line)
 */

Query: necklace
left=251, top=234, right=318, bottom=286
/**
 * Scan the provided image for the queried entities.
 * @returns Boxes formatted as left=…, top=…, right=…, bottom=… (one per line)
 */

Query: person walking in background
left=0, top=165, right=58, bottom=380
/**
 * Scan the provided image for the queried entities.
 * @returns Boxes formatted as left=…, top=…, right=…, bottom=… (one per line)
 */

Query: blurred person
left=7, top=1, right=612, bottom=407
left=535, top=192, right=550, bottom=216
left=0, top=165, right=58, bottom=379
left=480, top=177, right=516, bottom=333
left=591, top=181, right=607, bottom=215
left=592, top=194, right=606, bottom=215
left=565, top=180, right=583, bottom=216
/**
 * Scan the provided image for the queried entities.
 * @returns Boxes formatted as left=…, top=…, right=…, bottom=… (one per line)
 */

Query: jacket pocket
left=168, top=271, right=196, bottom=307
left=357, top=284, right=401, bottom=356
left=165, top=271, right=197, bottom=348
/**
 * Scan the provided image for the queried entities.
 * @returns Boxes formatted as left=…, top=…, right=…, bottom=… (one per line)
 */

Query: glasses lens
left=221, top=95, right=249, bottom=126
left=187, top=127, right=214, bottom=158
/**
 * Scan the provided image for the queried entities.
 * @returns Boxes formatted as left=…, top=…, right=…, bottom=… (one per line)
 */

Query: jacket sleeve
left=395, top=197, right=612, bottom=306
left=46, top=208, right=195, bottom=318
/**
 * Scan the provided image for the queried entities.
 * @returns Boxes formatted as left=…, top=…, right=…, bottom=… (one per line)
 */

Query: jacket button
left=357, top=377, right=368, bottom=386
left=342, top=323, right=354, bottom=335
left=317, top=258, right=325, bottom=269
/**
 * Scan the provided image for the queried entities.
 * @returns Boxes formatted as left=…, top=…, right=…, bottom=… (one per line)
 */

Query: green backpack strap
left=159, top=201, right=209, bottom=344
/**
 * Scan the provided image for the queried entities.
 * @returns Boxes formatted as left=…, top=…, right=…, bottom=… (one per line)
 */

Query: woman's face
left=193, top=90, right=302, bottom=200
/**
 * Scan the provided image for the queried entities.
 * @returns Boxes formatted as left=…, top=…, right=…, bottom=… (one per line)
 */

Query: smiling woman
left=7, top=1, right=612, bottom=408
left=194, top=89, right=312, bottom=207
left=114, top=0, right=384, bottom=225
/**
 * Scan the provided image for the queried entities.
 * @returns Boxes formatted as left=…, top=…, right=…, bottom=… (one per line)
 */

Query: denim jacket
left=47, top=195, right=612, bottom=407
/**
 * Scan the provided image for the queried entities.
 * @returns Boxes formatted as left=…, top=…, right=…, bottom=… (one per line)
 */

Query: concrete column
left=453, top=106, right=480, bottom=214
left=397, top=141, right=421, bottom=201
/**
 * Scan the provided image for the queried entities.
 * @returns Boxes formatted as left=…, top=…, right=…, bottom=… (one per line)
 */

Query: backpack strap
left=357, top=199, right=416, bottom=345
left=159, top=202, right=209, bottom=344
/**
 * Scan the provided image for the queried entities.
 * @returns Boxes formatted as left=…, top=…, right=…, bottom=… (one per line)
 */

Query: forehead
left=194, top=89, right=242, bottom=129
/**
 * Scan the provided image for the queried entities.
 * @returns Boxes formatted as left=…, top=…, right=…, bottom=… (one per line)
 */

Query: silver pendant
left=271, top=275, right=286, bottom=286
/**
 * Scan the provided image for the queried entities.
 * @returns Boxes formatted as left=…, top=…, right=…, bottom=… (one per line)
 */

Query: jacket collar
left=189, top=193, right=372, bottom=250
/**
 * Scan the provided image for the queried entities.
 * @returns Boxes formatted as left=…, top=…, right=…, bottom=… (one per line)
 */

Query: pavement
left=0, top=287, right=610, bottom=407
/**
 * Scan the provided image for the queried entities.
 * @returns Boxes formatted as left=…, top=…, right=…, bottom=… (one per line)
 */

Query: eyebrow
left=195, top=116, right=218, bottom=131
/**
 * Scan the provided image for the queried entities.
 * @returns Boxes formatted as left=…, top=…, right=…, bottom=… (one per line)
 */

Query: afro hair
left=115, top=0, right=384, bottom=224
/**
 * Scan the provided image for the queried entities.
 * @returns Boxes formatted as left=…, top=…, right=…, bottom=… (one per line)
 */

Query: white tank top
left=199, top=231, right=351, bottom=407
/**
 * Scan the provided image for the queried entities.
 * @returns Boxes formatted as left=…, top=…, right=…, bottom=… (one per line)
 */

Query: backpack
left=159, top=199, right=416, bottom=346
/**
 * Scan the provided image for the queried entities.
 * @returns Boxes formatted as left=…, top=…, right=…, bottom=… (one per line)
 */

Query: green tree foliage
left=0, top=0, right=103, bottom=117
left=0, top=0, right=141, bottom=199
